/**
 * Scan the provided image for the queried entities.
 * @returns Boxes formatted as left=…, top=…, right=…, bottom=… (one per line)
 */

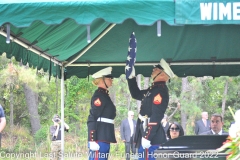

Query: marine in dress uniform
left=87, top=67, right=117, bottom=160
left=126, top=59, right=175, bottom=160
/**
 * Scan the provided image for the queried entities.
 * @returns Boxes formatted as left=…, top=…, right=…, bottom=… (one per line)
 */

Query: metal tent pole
left=0, top=30, right=61, bottom=66
left=69, top=61, right=240, bottom=66
left=65, top=23, right=116, bottom=67
left=61, top=66, right=65, bottom=160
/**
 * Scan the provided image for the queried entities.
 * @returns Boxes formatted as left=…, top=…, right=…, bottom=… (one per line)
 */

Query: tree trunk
left=109, top=86, right=116, bottom=105
left=126, top=96, right=131, bottom=111
left=23, top=83, right=41, bottom=135
left=10, top=89, right=13, bottom=128
left=56, top=77, right=59, bottom=112
left=136, top=75, right=142, bottom=112
left=181, top=77, right=188, bottom=132
left=9, top=73, right=14, bottom=129
left=168, top=102, right=180, bottom=121
left=118, top=77, right=131, bottom=110
left=221, top=80, right=228, bottom=121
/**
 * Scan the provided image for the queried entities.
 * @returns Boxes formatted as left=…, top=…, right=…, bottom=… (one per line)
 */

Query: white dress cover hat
left=92, top=67, right=112, bottom=79
left=159, top=59, right=175, bottom=78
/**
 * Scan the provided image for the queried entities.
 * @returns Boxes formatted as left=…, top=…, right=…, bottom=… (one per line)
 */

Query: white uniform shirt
left=128, top=118, right=134, bottom=137
left=211, top=129, right=223, bottom=135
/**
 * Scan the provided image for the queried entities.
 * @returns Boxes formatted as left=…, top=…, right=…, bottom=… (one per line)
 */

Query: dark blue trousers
left=138, top=145, right=159, bottom=160
left=88, top=141, right=110, bottom=160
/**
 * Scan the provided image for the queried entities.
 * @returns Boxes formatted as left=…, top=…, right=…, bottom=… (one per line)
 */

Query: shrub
left=34, top=125, right=49, bottom=144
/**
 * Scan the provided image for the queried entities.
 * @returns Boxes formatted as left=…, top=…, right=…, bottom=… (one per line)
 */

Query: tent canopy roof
left=0, top=0, right=175, bottom=27
left=1, top=0, right=240, bottom=79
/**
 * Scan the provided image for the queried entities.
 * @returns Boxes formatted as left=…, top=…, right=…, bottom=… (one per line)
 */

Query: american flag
left=125, top=32, right=137, bottom=79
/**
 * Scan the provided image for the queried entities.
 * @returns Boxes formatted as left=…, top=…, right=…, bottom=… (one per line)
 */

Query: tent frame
left=65, top=24, right=116, bottom=67
left=69, top=61, right=240, bottom=66
left=0, top=28, right=62, bottom=66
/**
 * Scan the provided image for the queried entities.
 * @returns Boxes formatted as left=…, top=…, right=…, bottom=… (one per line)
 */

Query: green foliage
left=115, top=105, right=129, bottom=128
left=167, top=77, right=182, bottom=98
left=110, top=142, right=125, bottom=155
left=0, top=53, right=9, bottom=69
left=3, top=125, right=34, bottom=152
left=64, top=76, right=96, bottom=135
left=3, top=54, right=240, bottom=154
left=34, top=125, right=50, bottom=144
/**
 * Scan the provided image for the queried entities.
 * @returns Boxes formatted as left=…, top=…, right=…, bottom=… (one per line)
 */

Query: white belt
left=97, top=117, right=114, bottom=124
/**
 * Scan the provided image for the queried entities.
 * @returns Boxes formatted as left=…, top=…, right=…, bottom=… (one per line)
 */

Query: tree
left=23, top=83, right=41, bottom=134
left=221, top=80, right=228, bottom=121
left=0, top=63, right=19, bottom=128
left=181, top=77, right=188, bottom=132
left=0, top=55, right=56, bottom=134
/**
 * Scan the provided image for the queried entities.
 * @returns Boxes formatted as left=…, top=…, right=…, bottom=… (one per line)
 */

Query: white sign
left=200, top=2, right=240, bottom=20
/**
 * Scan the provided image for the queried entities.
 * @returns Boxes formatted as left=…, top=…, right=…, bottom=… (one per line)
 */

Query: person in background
left=201, top=113, right=228, bottom=135
left=50, top=114, right=69, bottom=160
left=161, top=114, right=170, bottom=137
left=195, top=111, right=211, bottom=135
left=120, top=111, right=137, bottom=160
left=87, top=67, right=117, bottom=160
left=0, top=104, right=6, bottom=148
left=166, top=122, right=184, bottom=140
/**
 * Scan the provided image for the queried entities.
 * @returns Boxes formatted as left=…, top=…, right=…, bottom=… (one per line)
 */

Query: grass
left=1, top=125, right=126, bottom=160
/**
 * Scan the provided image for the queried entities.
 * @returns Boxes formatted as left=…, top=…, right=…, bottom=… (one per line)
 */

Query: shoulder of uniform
left=92, top=90, right=106, bottom=97
left=150, top=86, right=163, bottom=93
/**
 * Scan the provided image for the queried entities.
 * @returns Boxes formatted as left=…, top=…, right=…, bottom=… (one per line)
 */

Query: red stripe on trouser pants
left=145, top=148, right=148, bottom=160
left=95, top=150, right=98, bottom=160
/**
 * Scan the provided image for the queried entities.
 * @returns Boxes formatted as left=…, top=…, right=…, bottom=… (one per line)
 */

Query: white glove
left=141, top=137, right=151, bottom=149
left=125, top=66, right=135, bottom=79
left=89, top=141, right=100, bottom=151
left=128, top=66, right=135, bottom=79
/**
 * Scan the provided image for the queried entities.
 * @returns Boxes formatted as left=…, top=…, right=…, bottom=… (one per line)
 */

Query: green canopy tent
left=1, top=0, right=240, bottom=79
left=0, top=0, right=175, bottom=79
left=1, top=0, right=240, bottom=156
left=0, top=0, right=176, bottom=155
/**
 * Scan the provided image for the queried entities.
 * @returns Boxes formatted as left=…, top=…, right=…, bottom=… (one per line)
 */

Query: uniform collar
left=98, top=87, right=109, bottom=94
left=152, top=81, right=166, bottom=86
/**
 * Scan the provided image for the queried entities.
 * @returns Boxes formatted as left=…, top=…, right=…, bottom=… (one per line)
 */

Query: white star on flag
left=128, top=46, right=132, bottom=52
left=127, top=55, right=132, bottom=61
left=125, top=32, right=137, bottom=79
left=125, top=64, right=131, bottom=71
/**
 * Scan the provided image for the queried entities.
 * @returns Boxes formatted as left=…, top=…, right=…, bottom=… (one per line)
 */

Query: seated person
left=166, top=122, right=184, bottom=140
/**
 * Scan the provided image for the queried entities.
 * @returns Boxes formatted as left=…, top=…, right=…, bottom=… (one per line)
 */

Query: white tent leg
left=61, top=66, right=65, bottom=160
